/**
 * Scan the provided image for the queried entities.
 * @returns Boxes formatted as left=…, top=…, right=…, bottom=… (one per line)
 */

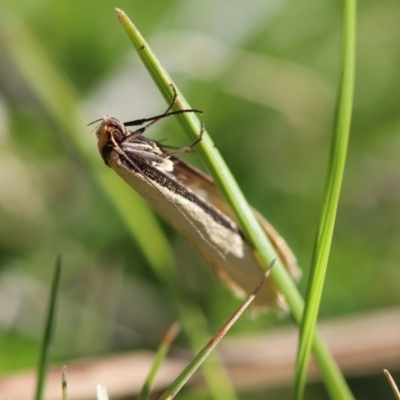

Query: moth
left=93, top=89, right=300, bottom=310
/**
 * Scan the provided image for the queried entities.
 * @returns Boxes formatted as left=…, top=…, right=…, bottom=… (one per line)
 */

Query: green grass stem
left=35, top=257, right=61, bottom=400
left=292, top=1, right=357, bottom=398
left=117, top=9, right=354, bottom=400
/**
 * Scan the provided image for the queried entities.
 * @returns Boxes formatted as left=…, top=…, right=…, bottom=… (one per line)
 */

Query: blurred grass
left=0, top=10, right=239, bottom=400
left=0, top=0, right=399, bottom=399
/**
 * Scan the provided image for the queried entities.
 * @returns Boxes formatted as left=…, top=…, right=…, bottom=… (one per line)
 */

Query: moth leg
left=123, top=85, right=178, bottom=128
left=123, top=84, right=202, bottom=138
left=162, top=121, right=205, bottom=157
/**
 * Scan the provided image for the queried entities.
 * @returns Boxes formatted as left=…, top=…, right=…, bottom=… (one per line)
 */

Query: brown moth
left=93, top=91, right=300, bottom=310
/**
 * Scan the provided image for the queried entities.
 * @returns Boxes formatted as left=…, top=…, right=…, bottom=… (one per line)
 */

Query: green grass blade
left=292, top=1, right=357, bottom=399
left=178, top=305, right=239, bottom=400
left=117, top=9, right=353, bottom=400
left=35, top=256, right=62, bottom=400
left=138, top=322, right=181, bottom=400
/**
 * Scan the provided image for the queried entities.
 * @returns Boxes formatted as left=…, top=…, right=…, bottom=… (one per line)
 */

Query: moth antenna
left=87, top=118, right=104, bottom=127
left=123, top=84, right=202, bottom=136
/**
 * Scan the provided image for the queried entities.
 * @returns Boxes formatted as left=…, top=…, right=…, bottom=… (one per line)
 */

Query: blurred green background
left=0, top=0, right=399, bottom=399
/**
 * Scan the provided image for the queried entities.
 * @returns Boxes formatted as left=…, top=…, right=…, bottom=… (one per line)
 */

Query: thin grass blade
left=138, top=322, right=181, bottom=400
left=35, top=256, right=62, bottom=400
left=159, top=269, right=270, bottom=400
left=384, top=370, right=400, bottom=400
left=292, top=1, right=357, bottom=399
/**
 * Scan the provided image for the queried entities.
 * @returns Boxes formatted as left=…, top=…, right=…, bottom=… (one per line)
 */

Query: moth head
left=95, top=116, right=128, bottom=166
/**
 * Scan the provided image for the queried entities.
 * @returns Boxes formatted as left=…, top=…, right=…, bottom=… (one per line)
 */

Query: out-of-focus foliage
left=0, top=0, right=399, bottom=398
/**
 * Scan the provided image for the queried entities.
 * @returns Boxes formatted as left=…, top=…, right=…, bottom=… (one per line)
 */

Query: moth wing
left=172, top=157, right=301, bottom=280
